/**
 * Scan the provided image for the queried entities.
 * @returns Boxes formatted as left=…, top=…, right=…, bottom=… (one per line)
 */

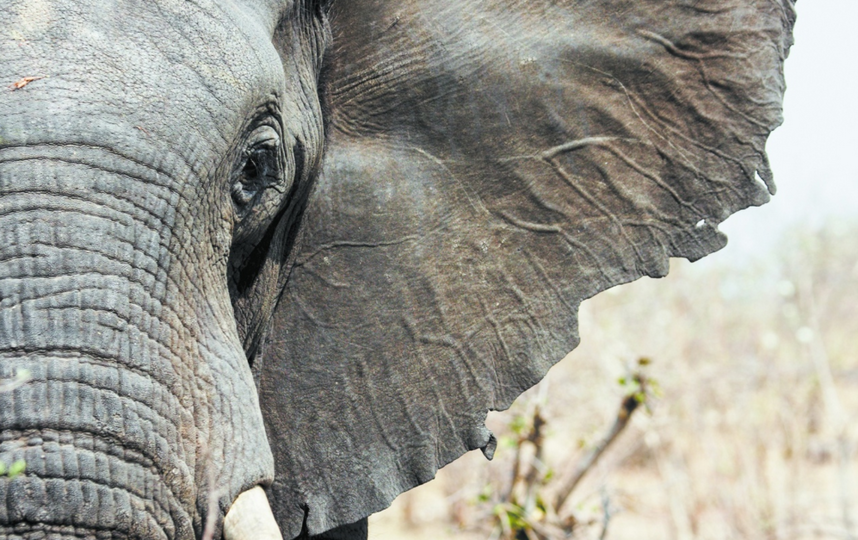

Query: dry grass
left=370, top=220, right=858, bottom=540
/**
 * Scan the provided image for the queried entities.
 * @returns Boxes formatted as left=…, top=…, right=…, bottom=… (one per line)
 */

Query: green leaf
left=649, top=379, right=664, bottom=398
left=509, top=415, right=528, bottom=435
left=476, top=485, right=494, bottom=503
left=499, top=435, right=518, bottom=449
left=8, top=460, right=25, bottom=478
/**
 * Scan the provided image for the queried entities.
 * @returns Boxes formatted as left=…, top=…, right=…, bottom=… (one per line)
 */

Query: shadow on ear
left=254, top=0, right=796, bottom=536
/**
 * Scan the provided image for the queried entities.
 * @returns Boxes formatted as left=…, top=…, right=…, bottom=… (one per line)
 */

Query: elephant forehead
left=0, top=0, right=284, bottom=164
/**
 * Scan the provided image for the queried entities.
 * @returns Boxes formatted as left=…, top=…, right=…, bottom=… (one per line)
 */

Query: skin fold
left=1, top=0, right=326, bottom=537
left=0, top=0, right=795, bottom=539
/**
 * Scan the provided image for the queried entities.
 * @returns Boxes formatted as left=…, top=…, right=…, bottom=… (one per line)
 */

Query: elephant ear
left=256, top=0, right=795, bottom=536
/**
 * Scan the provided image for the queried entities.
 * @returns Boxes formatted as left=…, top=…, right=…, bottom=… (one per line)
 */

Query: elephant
left=0, top=0, right=795, bottom=538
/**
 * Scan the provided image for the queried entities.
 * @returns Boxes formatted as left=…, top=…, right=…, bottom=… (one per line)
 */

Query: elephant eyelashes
left=231, top=126, right=287, bottom=208
left=311, top=0, right=333, bottom=17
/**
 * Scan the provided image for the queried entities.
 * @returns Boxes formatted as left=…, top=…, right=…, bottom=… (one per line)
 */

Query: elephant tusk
left=223, top=486, right=283, bottom=540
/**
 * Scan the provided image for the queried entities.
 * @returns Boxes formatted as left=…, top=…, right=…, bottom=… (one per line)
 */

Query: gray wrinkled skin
left=0, top=0, right=326, bottom=538
left=0, top=0, right=794, bottom=539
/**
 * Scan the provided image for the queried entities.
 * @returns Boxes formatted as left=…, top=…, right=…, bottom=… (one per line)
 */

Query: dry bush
left=370, top=220, right=858, bottom=540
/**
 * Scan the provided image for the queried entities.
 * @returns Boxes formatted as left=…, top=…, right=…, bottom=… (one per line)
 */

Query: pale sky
left=708, top=0, right=858, bottom=263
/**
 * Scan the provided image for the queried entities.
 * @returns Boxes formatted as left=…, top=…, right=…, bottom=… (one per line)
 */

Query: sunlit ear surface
left=255, top=0, right=796, bottom=536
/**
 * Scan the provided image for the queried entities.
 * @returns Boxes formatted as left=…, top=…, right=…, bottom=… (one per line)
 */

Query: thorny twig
left=553, top=373, right=646, bottom=512
left=201, top=448, right=226, bottom=540
left=485, top=366, right=650, bottom=540
left=598, top=487, right=613, bottom=540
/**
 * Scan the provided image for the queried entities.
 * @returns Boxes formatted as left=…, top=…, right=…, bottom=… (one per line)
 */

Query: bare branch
left=553, top=379, right=644, bottom=511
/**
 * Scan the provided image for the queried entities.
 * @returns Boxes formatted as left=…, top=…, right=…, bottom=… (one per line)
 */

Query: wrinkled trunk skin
left=0, top=154, right=269, bottom=539
left=0, top=1, right=285, bottom=536
left=0, top=158, right=198, bottom=539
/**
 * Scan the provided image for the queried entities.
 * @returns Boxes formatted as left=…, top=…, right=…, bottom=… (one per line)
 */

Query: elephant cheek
left=0, top=157, right=273, bottom=539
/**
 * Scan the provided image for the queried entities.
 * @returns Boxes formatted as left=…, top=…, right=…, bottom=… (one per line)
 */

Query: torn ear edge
left=255, top=0, right=796, bottom=536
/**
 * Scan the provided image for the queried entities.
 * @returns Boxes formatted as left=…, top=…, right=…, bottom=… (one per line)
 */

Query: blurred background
left=370, top=1, right=858, bottom=538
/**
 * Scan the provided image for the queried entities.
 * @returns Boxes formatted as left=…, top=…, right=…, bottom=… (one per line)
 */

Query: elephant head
left=0, top=0, right=795, bottom=539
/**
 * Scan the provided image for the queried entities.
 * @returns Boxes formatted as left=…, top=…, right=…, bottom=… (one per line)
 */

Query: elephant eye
left=231, top=126, right=284, bottom=208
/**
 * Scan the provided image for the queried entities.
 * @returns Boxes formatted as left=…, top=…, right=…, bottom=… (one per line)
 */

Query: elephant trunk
left=0, top=158, right=203, bottom=539
left=0, top=168, right=197, bottom=538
